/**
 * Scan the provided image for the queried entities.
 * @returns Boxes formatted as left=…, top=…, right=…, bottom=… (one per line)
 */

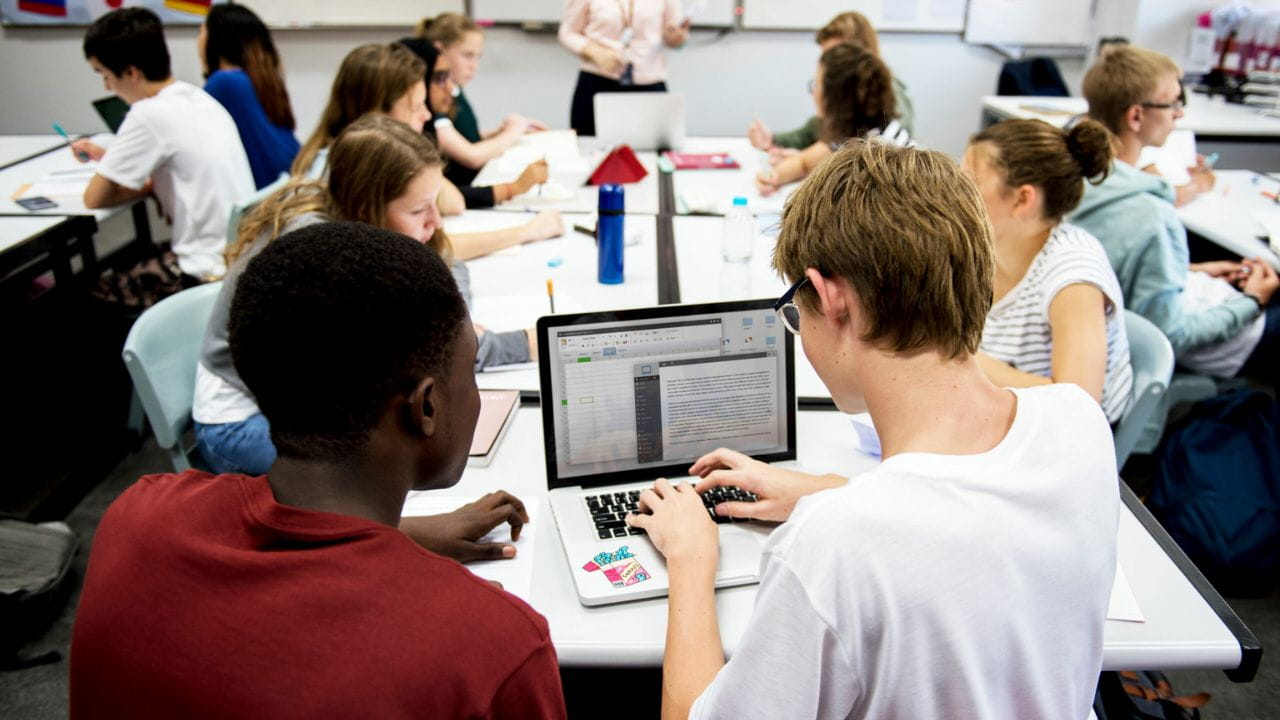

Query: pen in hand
left=53, top=122, right=89, bottom=161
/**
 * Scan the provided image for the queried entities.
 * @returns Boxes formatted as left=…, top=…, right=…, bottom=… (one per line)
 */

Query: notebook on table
left=536, top=299, right=796, bottom=606
left=468, top=389, right=521, bottom=468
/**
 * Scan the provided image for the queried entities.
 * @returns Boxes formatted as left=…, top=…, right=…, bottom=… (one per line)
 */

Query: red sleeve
left=487, top=639, right=566, bottom=719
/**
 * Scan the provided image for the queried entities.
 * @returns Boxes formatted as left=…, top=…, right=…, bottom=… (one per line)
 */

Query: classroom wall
left=0, top=24, right=1086, bottom=159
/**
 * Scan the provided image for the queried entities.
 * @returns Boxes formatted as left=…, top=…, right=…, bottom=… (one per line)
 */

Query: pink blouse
left=559, top=0, right=685, bottom=85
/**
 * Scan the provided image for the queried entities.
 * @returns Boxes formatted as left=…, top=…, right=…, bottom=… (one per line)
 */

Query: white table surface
left=0, top=214, right=67, bottom=255
left=0, top=134, right=64, bottom=168
left=0, top=133, right=117, bottom=219
left=457, top=212, right=660, bottom=392
left=983, top=94, right=1280, bottom=137
left=442, top=406, right=1242, bottom=671
left=473, top=138, right=660, bottom=216
left=673, top=215, right=830, bottom=401
left=1178, top=170, right=1280, bottom=269
left=671, top=137, right=798, bottom=216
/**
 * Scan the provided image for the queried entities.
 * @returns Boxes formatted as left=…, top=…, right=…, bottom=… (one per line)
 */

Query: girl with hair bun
left=963, top=118, right=1135, bottom=423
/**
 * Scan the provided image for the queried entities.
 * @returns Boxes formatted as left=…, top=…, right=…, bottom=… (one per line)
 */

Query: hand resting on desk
left=398, top=490, right=530, bottom=563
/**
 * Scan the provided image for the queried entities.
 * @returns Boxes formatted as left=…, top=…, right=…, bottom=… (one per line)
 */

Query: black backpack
left=0, top=519, right=78, bottom=670
left=1146, top=390, right=1280, bottom=596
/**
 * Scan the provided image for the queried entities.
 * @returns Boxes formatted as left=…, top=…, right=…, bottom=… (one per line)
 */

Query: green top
left=452, top=89, right=482, bottom=144
left=773, top=76, right=915, bottom=149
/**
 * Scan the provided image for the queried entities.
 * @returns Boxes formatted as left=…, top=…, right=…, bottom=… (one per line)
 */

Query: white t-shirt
left=96, top=81, right=254, bottom=278
left=981, top=223, right=1135, bottom=423
left=690, top=384, right=1119, bottom=720
left=1177, top=269, right=1266, bottom=377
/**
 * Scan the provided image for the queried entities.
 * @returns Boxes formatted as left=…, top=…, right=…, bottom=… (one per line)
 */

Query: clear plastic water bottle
left=721, top=196, right=754, bottom=263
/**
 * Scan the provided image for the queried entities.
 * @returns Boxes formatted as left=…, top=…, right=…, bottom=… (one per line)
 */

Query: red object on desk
left=662, top=151, right=740, bottom=170
left=588, top=145, right=648, bottom=185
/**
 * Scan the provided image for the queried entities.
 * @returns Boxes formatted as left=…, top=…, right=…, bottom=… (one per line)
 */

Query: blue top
left=204, top=69, right=299, bottom=189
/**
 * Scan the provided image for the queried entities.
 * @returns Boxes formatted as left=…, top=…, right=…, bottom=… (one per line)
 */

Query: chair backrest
left=122, top=282, right=223, bottom=455
left=1113, top=310, right=1175, bottom=467
left=226, top=172, right=290, bottom=246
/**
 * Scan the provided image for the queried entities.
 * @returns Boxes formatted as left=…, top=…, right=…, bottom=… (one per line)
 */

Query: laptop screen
left=537, top=300, right=796, bottom=490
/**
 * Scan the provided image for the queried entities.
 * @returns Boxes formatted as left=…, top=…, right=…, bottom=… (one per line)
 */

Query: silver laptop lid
left=536, top=299, right=796, bottom=491
left=593, top=92, right=686, bottom=151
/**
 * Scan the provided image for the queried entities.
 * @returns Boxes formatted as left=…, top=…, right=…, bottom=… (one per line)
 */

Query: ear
left=407, top=376, right=438, bottom=439
left=1012, top=183, right=1040, bottom=218
left=1124, top=104, right=1144, bottom=134
left=806, top=267, right=850, bottom=325
left=433, top=40, right=444, bottom=51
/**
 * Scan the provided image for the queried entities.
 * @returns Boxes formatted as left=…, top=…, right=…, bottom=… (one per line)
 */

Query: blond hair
left=816, top=11, right=880, bottom=56
left=1083, top=45, right=1181, bottom=136
left=416, top=12, right=480, bottom=47
left=291, top=43, right=426, bottom=176
left=233, top=115, right=452, bottom=264
left=774, top=140, right=993, bottom=359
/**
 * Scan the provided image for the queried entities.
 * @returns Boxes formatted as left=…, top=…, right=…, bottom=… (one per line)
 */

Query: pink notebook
left=662, top=151, right=740, bottom=170
left=468, top=390, right=520, bottom=467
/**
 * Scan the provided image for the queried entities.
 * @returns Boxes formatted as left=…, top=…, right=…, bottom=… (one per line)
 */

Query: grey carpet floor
left=2, top=441, right=1276, bottom=718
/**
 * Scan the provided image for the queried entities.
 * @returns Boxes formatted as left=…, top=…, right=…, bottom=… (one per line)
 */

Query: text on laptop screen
left=544, top=307, right=791, bottom=481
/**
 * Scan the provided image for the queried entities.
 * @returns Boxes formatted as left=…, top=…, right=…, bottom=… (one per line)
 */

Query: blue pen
left=1203, top=152, right=1220, bottom=169
left=53, top=123, right=89, bottom=161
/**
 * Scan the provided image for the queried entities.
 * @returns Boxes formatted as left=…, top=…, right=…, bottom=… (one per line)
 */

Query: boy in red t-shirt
left=70, top=221, right=566, bottom=719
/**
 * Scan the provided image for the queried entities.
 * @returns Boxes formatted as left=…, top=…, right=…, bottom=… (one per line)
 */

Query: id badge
left=620, top=27, right=634, bottom=48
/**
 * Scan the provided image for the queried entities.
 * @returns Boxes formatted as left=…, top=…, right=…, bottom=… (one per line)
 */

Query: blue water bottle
left=597, top=183, right=625, bottom=284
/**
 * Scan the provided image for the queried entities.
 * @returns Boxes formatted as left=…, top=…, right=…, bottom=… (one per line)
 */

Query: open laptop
left=92, top=96, right=129, bottom=133
left=537, top=299, right=796, bottom=606
left=593, top=92, right=686, bottom=151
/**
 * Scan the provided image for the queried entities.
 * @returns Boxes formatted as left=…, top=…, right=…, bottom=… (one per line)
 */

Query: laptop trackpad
left=717, top=528, right=764, bottom=581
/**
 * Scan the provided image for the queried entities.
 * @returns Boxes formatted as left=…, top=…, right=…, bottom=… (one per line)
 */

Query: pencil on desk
left=547, top=278, right=555, bottom=313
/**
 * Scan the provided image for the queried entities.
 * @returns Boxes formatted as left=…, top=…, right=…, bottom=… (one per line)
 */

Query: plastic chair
left=122, top=282, right=223, bottom=471
left=226, top=172, right=289, bottom=246
left=1112, top=311, right=1175, bottom=468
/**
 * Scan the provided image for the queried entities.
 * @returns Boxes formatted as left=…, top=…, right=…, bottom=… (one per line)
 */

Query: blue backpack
left=1146, top=390, right=1280, bottom=596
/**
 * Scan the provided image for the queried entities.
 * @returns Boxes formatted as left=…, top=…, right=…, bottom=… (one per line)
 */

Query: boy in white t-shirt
left=627, top=140, right=1120, bottom=719
left=73, top=7, right=253, bottom=281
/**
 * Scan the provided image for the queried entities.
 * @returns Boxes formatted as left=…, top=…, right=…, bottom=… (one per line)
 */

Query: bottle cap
left=732, top=196, right=748, bottom=207
left=599, top=183, right=625, bottom=213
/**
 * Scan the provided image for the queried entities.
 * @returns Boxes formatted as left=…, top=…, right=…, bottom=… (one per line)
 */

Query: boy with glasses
left=1071, top=46, right=1279, bottom=385
left=628, top=140, right=1120, bottom=719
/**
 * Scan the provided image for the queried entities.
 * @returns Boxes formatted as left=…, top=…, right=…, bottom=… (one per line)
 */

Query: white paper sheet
left=1136, top=129, right=1196, bottom=187
left=400, top=494, right=540, bottom=603
left=1106, top=564, right=1145, bottom=623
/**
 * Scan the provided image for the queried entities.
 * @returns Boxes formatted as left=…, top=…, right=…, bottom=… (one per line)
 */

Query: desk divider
left=656, top=171, right=680, bottom=305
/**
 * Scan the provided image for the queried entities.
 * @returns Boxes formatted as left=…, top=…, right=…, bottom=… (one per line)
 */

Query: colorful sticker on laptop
left=582, top=546, right=651, bottom=588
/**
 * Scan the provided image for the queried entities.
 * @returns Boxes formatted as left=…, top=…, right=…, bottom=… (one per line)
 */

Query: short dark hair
left=228, top=221, right=468, bottom=461
left=83, top=7, right=171, bottom=82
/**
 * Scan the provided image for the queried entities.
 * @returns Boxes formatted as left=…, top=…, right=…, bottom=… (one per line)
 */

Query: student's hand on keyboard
left=397, top=490, right=530, bottom=563
left=626, top=479, right=719, bottom=566
left=689, top=448, right=847, bottom=523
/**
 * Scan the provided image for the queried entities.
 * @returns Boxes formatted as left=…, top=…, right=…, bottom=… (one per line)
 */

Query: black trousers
left=569, top=70, right=667, bottom=137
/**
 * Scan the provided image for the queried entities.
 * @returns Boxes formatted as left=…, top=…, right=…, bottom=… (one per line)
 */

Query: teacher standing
left=559, top=0, right=690, bottom=136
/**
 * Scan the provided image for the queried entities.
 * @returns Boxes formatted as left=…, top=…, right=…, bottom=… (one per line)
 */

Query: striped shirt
left=982, top=223, right=1134, bottom=423
left=832, top=120, right=915, bottom=150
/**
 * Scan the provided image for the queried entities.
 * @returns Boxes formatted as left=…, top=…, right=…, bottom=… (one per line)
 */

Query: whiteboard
left=471, top=0, right=737, bottom=28
left=254, top=0, right=463, bottom=28
left=964, top=0, right=1092, bottom=47
left=741, top=0, right=967, bottom=33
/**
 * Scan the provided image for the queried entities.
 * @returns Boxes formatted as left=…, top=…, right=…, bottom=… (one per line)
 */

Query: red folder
left=588, top=145, right=648, bottom=185
left=662, top=151, right=740, bottom=170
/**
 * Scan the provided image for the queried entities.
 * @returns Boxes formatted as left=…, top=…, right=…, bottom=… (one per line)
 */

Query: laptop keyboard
left=585, top=486, right=759, bottom=540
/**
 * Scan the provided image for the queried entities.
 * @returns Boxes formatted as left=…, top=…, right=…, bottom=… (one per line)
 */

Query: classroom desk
left=0, top=214, right=96, bottom=286
left=0, top=134, right=117, bottom=219
left=472, top=140, right=661, bottom=215
left=1178, top=170, right=1280, bottom=270
left=670, top=137, right=797, bottom=216
left=0, top=134, right=64, bottom=171
left=438, top=405, right=1257, bottom=679
left=457, top=212, right=659, bottom=392
left=981, top=94, right=1280, bottom=171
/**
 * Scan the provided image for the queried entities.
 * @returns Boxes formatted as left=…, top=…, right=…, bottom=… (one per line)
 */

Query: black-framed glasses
left=773, top=276, right=810, bottom=335
left=430, top=69, right=452, bottom=86
left=1141, top=83, right=1187, bottom=112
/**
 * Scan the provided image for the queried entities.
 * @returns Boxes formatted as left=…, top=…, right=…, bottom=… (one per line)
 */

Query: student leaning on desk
left=195, top=116, right=537, bottom=477
left=71, top=222, right=566, bottom=718
left=72, top=7, right=254, bottom=300
left=1069, top=46, right=1280, bottom=387
left=628, top=140, right=1119, bottom=720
